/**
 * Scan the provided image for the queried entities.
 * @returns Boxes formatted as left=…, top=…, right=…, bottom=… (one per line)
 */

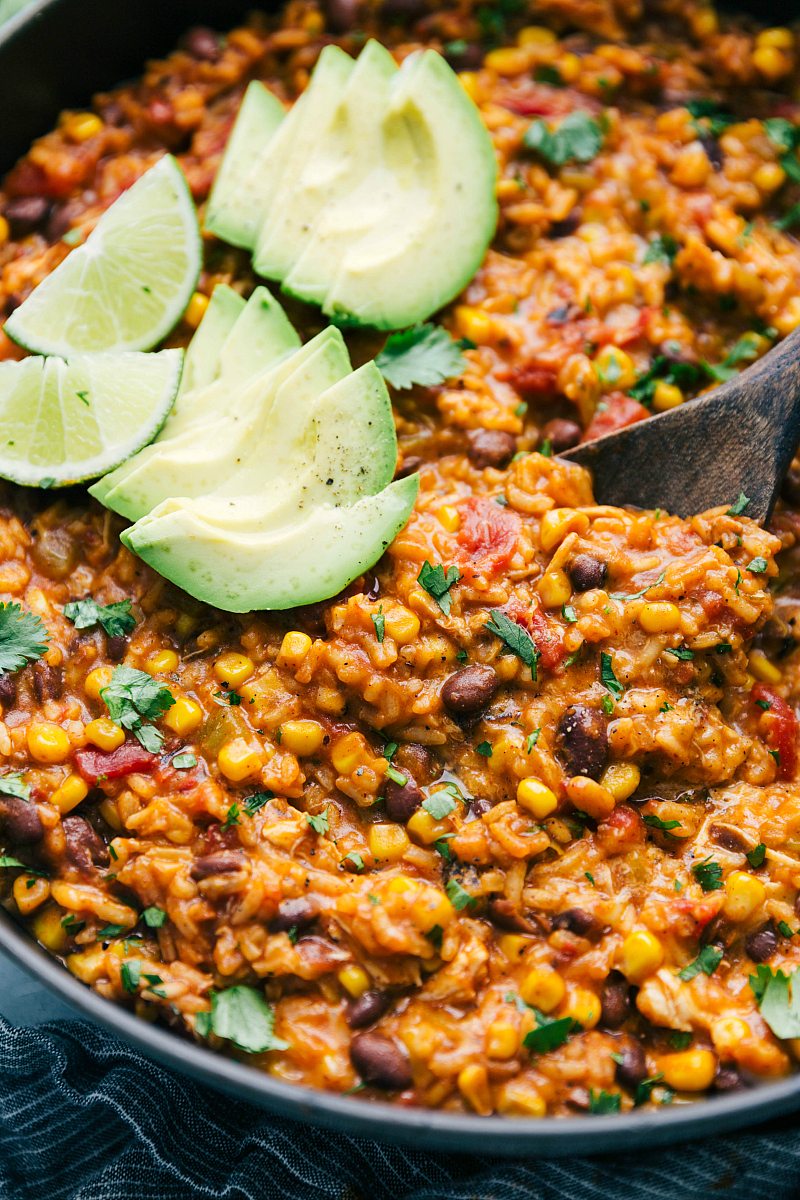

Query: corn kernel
left=280, top=719, right=325, bottom=757
left=454, top=305, right=495, bottom=345
left=0, top=215, right=9, bottom=246
left=13, top=874, right=50, bottom=914
left=565, top=775, right=615, bottom=820
left=757, top=27, right=794, bottom=49
left=278, top=630, right=312, bottom=670
left=436, top=504, right=461, bottom=533
left=184, top=291, right=210, bottom=329
left=619, top=929, right=664, bottom=982
left=386, top=874, right=416, bottom=895
left=723, top=870, right=765, bottom=922
left=337, top=964, right=370, bottom=998
left=711, top=1016, right=750, bottom=1056
left=561, top=986, right=601, bottom=1028
left=517, top=24, right=556, bottom=44
left=458, top=72, right=480, bottom=102
left=384, top=607, right=420, bottom=645
left=487, top=1020, right=519, bottom=1059
left=691, top=6, right=718, bottom=37
left=407, top=807, right=450, bottom=844
left=457, top=1063, right=492, bottom=1115
left=594, top=345, right=637, bottom=392
left=538, top=568, right=572, bottom=609
left=748, top=650, right=781, bottom=684
left=559, top=52, right=581, bottom=82
left=213, top=652, right=254, bottom=687
left=498, top=933, right=529, bottom=961
left=520, top=967, right=565, bottom=1013
left=85, top=717, right=126, bottom=752
left=217, top=738, right=263, bottom=782
left=659, top=1048, right=716, bottom=1091
left=331, top=732, right=368, bottom=775
left=85, top=666, right=114, bottom=700
left=63, top=111, right=103, bottom=142
left=27, top=722, right=71, bottom=763
left=66, top=945, right=107, bottom=983
left=163, top=695, right=203, bottom=737
left=753, top=44, right=792, bottom=80
left=497, top=1080, right=547, bottom=1116
left=652, top=381, right=684, bottom=412
left=671, top=141, right=711, bottom=187
left=50, top=774, right=88, bottom=814
left=638, top=601, right=681, bottom=634
left=145, top=649, right=179, bottom=675
left=540, top=507, right=590, bottom=553
left=410, top=887, right=455, bottom=932
left=302, top=8, right=324, bottom=33
left=517, top=777, right=558, bottom=819
left=600, top=762, right=641, bottom=801
left=485, top=47, right=529, bottom=74
left=368, top=823, right=410, bottom=862
left=754, top=162, right=787, bottom=192
left=31, top=904, right=69, bottom=953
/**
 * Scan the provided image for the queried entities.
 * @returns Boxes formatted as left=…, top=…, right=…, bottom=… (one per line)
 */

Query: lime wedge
left=4, top=156, right=201, bottom=356
left=0, top=349, right=183, bottom=487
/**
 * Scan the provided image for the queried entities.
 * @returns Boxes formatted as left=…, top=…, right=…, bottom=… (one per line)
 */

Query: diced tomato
left=688, top=587, right=726, bottom=620
left=499, top=85, right=598, bottom=118
left=596, top=804, right=645, bottom=855
left=583, top=393, right=649, bottom=441
left=752, top=684, right=799, bottom=780
left=74, top=740, right=158, bottom=784
left=506, top=365, right=558, bottom=397
left=155, top=759, right=207, bottom=793
left=457, top=496, right=520, bottom=575
left=4, top=160, right=49, bottom=198
left=502, top=597, right=566, bottom=671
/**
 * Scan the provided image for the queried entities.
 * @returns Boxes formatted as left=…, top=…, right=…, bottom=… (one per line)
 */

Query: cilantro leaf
left=678, top=944, right=723, bottom=981
left=642, top=813, right=682, bottom=832
left=423, top=791, right=458, bottom=819
left=523, top=111, right=605, bottom=166
left=418, top=561, right=461, bottom=615
left=523, top=1010, right=577, bottom=1053
left=210, top=985, right=288, bottom=1053
left=746, top=842, right=767, bottom=868
left=371, top=607, right=385, bottom=643
left=748, top=557, right=768, bottom=574
left=526, top=729, right=540, bottom=753
left=727, top=492, right=750, bottom=516
left=142, top=906, right=166, bottom=928
left=0, top=602, right=49, bottom=673
left=222, top=804, right=240, bottom=831
left=610, top=571, right=665, bottom=601
left=0, top=856, right=27, bottom=870
left=376, top=324, right=468, bottom=390
left=121, top=960, right=141, bottom=993
left=63, top=598, right=136, bottom=639
left=562, top=604, right=578, bottom=623
left=172, top=752, right=196, bottom=770
left=343, top=850, right=365, bottom=873
left=306, top=809, right=330, bottom=836
left=692, top=856, right=723, bottom=892
left=749, top=965, right=800, bottom=1038
left=100, top=665, right=175, bottom=753
left=243, top=791, right=273, bottom=817
left=628, top=355, right=704, bottom=406
left=476, top=740, right=493, bottom=757
left=600, top=651, right=623, bottom=698
left=588, top=1089, right=621, bottom=1114
left=485, top=610, right=540, bottom=678
left=0, top=772, right=29, bottom=801
left=665, top=646, right=694, bottom=660
left=445, top=878, right=477, bottom=911
left=634, top=1074, right=664, bottom=1106
left=643, top=234, right=678, bottom=265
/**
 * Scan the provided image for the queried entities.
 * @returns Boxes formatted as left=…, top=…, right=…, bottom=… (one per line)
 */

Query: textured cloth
left=1, top=1014, right=800, bottom=1199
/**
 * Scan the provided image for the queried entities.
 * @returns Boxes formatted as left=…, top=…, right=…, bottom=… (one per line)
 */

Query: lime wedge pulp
left=4, top=156, right=201, bottom=356
left=0, top=349, right=183, bottom=487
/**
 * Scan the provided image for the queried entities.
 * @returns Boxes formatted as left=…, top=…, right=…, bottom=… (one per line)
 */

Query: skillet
left=1, top=0, right=800, bottom=1155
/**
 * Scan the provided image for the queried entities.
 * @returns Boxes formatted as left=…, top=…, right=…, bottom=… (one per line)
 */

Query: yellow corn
left=331, top=732, right=369, bottom=775
left=520, top=967, right=565, bottom=1013
left=711, top=1016, right=750, bottom=1056
left=31, top=905, right=69, bottom=953
left=410, top=887, right=455, bottom=932
left=368, top=824, right=410, bottom=862
left=85, top=666, right=114, bottom=701
left=457, top=72, right=480, bottom=102
left=145, top=649, right=179, bottom=675
left=757, top=27, right=794, bottom=49
left=565, top=775, right=615, bottom=820
left=672, top=141, right=711, bottom=187
left=63, top=111, right=103, bottom=142
left=600, top=762, right=641, bottom=801
left=517, top=25, right=556, bottom=44
left=384, top=607, right=421, bottom=645
left=454, top=305, right=495, bottom=345
left=540, top=508, right=590, bottom=553
left=337, top=964, right=370, bottom=998
left=558, top=52, right=581, bottom=83
left=163, top=696, right=203, bottom=737
left=436, top=504, right=461, bottom=533
left=184, top=291, right=210, bottom=329
left=652, top=381, right=684, bottom=412
left=84, top=717, right=125, bottom=752
left=594, top=346, right=637, bottom=392
left=278, top=631, right=312, bottom=670
left=27, top=722, right=71, bottom=763
left=538, top=569, right=572, bottom=609
left=66, top=945, right=107, bottom=984
left=561, top=986, right=601, bottom=1029
left=754, top=162, right=787, bottom=192
left=407, top=808, right=451, bottom=844
left=498, top=933, right=529, bottom=961
left=50, top=774, right=88, bottom=814
left=497, top=1080, right=547, bottom=1116
left=638, top=601, right=682, bottom=634
left=217, top=738, right=263, bottom=782
left=748, top=650, right=782, bottom=685
left=280, top=719, right=325, bottom=757
left=517, top=777, right=558, bottom=819
left=659, top=1048, right=716, bottom=1091
left=213, top=652, right=254, bottom=687
left=0, top=215, right=9, bottom=246
left=753, top=44, right=792, bottom=80
left=457, top=1063, right=493, bottom=1115
left=385, top=874, right=416, bottom=896
left=619, top=929, right=664, bottom=982
left=487, top=1020, right=519, bottom=1059
left=723, top=870, right=765, bottom=922
left=13, top=874, right=50, bottom=914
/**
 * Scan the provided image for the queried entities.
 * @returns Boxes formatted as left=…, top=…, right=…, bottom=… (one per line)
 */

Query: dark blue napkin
left=2, top=1013, right=800, bottom=1200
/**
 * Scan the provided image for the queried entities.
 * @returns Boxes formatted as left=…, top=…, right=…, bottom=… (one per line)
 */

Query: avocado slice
left=205, top=81, right=286, bottom=249
left=253, top=40, right=398, bottom=286
left=180, top=284, right=244, bottom=394
left=121, top=474, right=419, bottom=612
left=215, top=285, right=301, bottom=387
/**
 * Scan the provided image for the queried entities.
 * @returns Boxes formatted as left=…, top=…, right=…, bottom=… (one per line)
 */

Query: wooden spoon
left=562, top=329, right=800, bottom=524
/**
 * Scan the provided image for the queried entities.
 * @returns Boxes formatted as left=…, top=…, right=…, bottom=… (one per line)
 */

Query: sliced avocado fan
left=205, top=42, right=497, bottom=330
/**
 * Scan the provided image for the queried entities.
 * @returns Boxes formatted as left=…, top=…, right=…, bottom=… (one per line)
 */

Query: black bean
left=466, top=429, right=517, bottom=470
left=549, top=214, right=581, bottom=238
left=488, top=897, right=536, bottom=933
left=557, top=704, right=608, bottom=780
left=540, top=418, right=581, bottom=452
left=614, top=1041, right=647, bottom=1089
left=396, top=455, right=422, bottom=479
left=0, top=797, right=43, bottom=844
left=699, top=134, right=723, bottom=171
left=183, top=26, right=221, bottom=61
left=62, top=815, right=109, bottom=873
left=709, top=823, right=750, bottom=854
left=467, top=797, right=492, bottom=821
left=441, top=665, right=498, bottom=717
left=350, top=1032, right=412, bottom=1090
left=0, top=673, right=16, bottom=707
left=384, top=776, right=422, bottom=823
left=32, top=662, right=63, bottom=703
left=346, top=989, right=391, bottom=1029
left=325, top=0, right=360, bottom=31
left=444, top=42, right=483, bottom=68
left=600, top=971, right=630, bottom=1029
left=4, top=196, right=50, bottom=237
left=191, top=852, right=244, bottom=880
left=106, top=635, right=129, bottom=662
left=714, top=1065, right=745, bottom=1093
left=381, top=0, right=425, bottom=17
left=745, top=923, right=778, bottom=963
left=46, top=205, right=72, bottom=242
left=270, top=896, right=319, bottom=933
left=552, top=907, right=601, bottom=938
left=568, top=554, right=607, bottom=592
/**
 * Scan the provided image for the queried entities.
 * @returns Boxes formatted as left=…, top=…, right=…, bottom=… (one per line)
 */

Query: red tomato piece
left=584, top=394, right=649, bottom=441
left=457, top=496, right=520, bottom=574
left=74, top=740, right=158, bottom=784
left=502, top=597, right=566, bottom=671
left=506, top=365, right=558, bottom=397
left=752, top=684, right=798, bottom=780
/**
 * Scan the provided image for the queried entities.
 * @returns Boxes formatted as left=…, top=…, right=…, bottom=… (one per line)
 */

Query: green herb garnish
left=418, top=561, right=461, bottom=615
left=523, top=112, right=605, bottom=166
left=486, top=610, right=540, bottom=678
left=63, top=598, right=136, bottom=639
left=678, top=944, right=723, bottom=981
left=376, top=324, right=468, bottom=390
left=100, top=665, right=175, bottom=753
left=209, top=986, right=288, bottom=1053
left=0, top=602, right=49, bottom=673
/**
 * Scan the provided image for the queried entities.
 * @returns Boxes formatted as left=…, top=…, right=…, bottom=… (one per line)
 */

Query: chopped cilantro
left=63, top=598, right=136, bottom=639
left=523, top=112, right=605, bottom=166
left=665, top=646, right=694, bottom=660
left=588, top=1089, right=621, bottom=1114
left=485, top=610, right=540, bottom=678
left=418, top=561, right=461, bottom=615
left=749, top=964, right=800, bottom=1038
left=628, top=356, right=704, bottom=406
left=534, top=63, right=563, bottom=86
left=424, top=791, right=458, bottom=819
left=386, top=765, right=408, bottom=787
left=0, top=602, right=49, bottom=673
left=142, top=906, right=166, bottom=928
left=727, top=492, right=750, bottom=516
left=306, top=809, right=330, bottom=836
left=601, top=694, right=615, bottom=716
left=670, top=1030, right=692, bottom=1050
left=692, top=857, right=723, bottom=892
left=776, top=202, right=800, bottom=232
left=748, top=556, right=768, bottom=574
left=610, top=571, right=665, bottom=601
left=585, top=871, right=595, bottom=886
left=600, top=651, right=623, bottom=698
left=476, top=741, right=493, bottom=757
left=678, top=944, right=723, bottom=981
left=526, top=730, right=540, bottom=753
left=642, top=813, right=681, bottom=832
left=643, top=234, right=678, bottom=265
left=120, top=960, right=141, bottom=993
left=372, top=607, right=385, bottom=643
left=524, top=1010, right=577, bottom=1054
left=778, top=920, right=796, bottom=939
left=746, top=843, right=767, bottom=868
left=343, top=851, right=365, bottom=873
left=634, top=1074, right=665, bottom=1106
left=562, top=604, right=578, bottom=623
left=96, top=923, right=126, bottom=941
left=172, top=752, right=196, bottom=770
left=0, top=773, right=29, bottom=801
left=221, top=803, right=240, bottom=831
left=209, top=985, right=288, bottom=1053
left=243, top=791, right=273, bottom=816
left=445, top=878, right=477, bottom=911
left=376, top=324, right=468, bottom=390
left=100, top=665, right=175, bottom=753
